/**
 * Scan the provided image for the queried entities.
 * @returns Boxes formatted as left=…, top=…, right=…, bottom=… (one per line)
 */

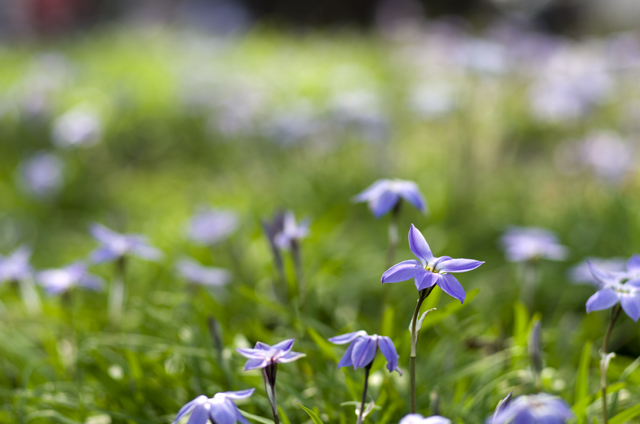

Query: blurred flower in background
left=354, top=179, right=427, bottom=218
left=175, top=256, right=232, bottom=287
left=488, top=393, right=573, bottom=424
left=500, top=227, right=568, bottom=263
left=18, top=151, right=65, bottom=199
left=52, top=106, right=102, bottom=149
left=274, top=211, right=310, bottom=251
left=399, top=414, right=451, bottom=424
left=173, top=389, right=255, bottom=424
left=187, top=208, right=239, bottom=246
left=90, top=224, right=163, bottom=264
left=0, top=246, right=33, bottom=284
left=568, top=258, right=627, bottom=286
left=37, top=262, right=104, bottom=295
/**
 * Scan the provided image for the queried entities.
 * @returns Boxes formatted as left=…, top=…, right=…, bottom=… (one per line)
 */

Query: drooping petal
left=186, top=403, right=210, bottom=424
left=329, top=331, right=367, bottom=345
left=620, top=294, right=640, bottom=322
left=243, top=358, right=268, bottom=371
left=337, top=340, right=357, bottom=368
left=276, top=351, right=306, bottom=363
left=209, top=399, right=236, bottom=424
left=436, top=258, right=484, bottom=273
left=370, top=190, right=399, bottom=218
left=408, top=224, right=433, bottom=266
left=377, top=336, right=400, bottom=374
left=415, top=270, right=437, bottom=291
left=351, top=336, right=378, bottom=369
left=174, top=396, right=207, bottom=423
left=586, top=288, right=619, bottom=313
left=217, top=388, right=255, bottom=400
left=395, top=181, right=427, bottom=214
left=236, top=348, right=266, bottom=359
left=381, top=260, right=421, bottom=284
left=627, top=254, right=640, bottom=274
left=437, top=274, right=466, bottom=303
left=271, top=339, right=295, bottom=353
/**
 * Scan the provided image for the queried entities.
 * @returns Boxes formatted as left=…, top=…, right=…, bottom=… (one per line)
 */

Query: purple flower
left=586, top=260, right=640, bottom=322
left=18, top=152, right=64, bottom=199
left=568, top=257, right=626, bottom=286
left=400, top=414, right=451, bottom=424
left=173, top=389, right=255, bottom=424
left=187, top=209, right=239, bottom=245
left=274, top=211, right=310, bottom=250
left=236, top=339, right=305, bottom=371
left=175, top=256, right=232, bottom=287
left=0, top=246, right=33, bottom=283
left=52, top=107, right=102, bottom=148
left=37, top=262, right=104, bottom=295
left=500, top=227, right=568, bottom=263
left=382, top=224, right=484, bottom=303
left=328, top=330, right=401, bottom=374
left=487, top=393, right=573, bottom=424
left=90, top=224, right=163, bottom=264
left=354, top=179, right=427, bottom=218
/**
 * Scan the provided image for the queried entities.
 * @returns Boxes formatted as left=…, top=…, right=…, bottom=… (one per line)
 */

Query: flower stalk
left=601, top=303, right=622, bottom=424
left=357, top=362, right=373, bottom=424
left=108, top=256, right=127, bottom=324
left=262, top=363, right=280, bottom=424
left=410, top=286, right=435, bottom=413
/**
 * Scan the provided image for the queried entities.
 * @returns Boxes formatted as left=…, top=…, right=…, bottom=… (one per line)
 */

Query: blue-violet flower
left=500, top=227, right=568, bottom=263
left=354, top=179, right=427, bottom=218
left=37, top=262, right=104, bottom=295
left=400, top=414, right=451, bottom=424
left=173, top=389, right=254, bottom=424
left=236, top=339, right=305, bottom=371
left=586, top=260, right=640, bottom=322
left=382, top=224, right=484, bottom=303
left=329, top=330, right=401, bottom=374
left=90, top=224, right=163, bottom=264
left=487, top=393, right=573, bottom=424
left=0, top=246, right=33, bottom=283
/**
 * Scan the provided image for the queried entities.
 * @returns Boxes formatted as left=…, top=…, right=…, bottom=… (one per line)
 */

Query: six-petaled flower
left=382, top=224, right=484, bottom=303
left=173, top=389, right=255, bottom=424
left=236, top=339, right=305, bottom=371
left=37, top=262, right=104, bottom=295
left=329, top=330, right=401, bottom=374
left=500, top=227, right=568, bottom=263
left=354, top=179, right=427, bottom=218
left=90, top=224, right=163, bottom=264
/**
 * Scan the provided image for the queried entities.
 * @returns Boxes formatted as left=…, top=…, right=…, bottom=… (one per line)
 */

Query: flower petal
left=381, top=260, right=421, bottom=284
left=254, top=342, right=271, bottom=350
left=187, top=403, right=210, bottom=424
left=337, top=340, right=356, bottom=368
left=408, top=224, right=433, bottom=266
left=243, top=358, right=268, bottom=371
left=209, top=399, right=236, bottom=424
left=271, top=339, right=295, bottom=353
left=90, top=247, right=120, bottom=264
left=627, top=254, right=640, bottom=274
left=217, top=388, right=255, bottom=400
left=437, top=274, right=466, bottom=303
left=235, top=348, right=266, bottom=359
left=351, top=337, right=378, bottom=369
left=620, top=294, right=640, bottom=322
left=436, top=258, right=484, bottom=273
left=377, top=336, right=400, bottom=374
left=174, top=396, right=207, bottom=423
left=276, top=351, right=306, bottom=363
left=78, top=274, right=105, bottom=292
left=370, top=190, right=399, bottom=218
left=423, top=417, right=452, bottom=424
left=90, top=223, right=119, bottom=244
left=588, top=261, right=617, bottom=286
left=586, top=288, right=619, bottom=313
left=353, top=180, right=388, bottom=202
left=131, top=244, right=163, bottom=262
left=329, top=330, right=367, bottom=344
left=415, top=270, right=437, bottom=291
left=396, top=182, right=427, bottom=214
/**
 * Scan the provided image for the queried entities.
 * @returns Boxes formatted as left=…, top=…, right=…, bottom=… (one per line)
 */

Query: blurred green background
left=1, top=10, right=640, bottom=424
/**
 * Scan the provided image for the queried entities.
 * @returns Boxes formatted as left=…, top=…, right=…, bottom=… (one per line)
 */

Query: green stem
left=410, top=287, right=434, bottom=414
left=108, top=257, right=127, bottom=325
left=263, top=364, right=280, bottom=424
left=357, top=362, right=373, bottom=424
left=601, top=304, right=622, bottom=424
